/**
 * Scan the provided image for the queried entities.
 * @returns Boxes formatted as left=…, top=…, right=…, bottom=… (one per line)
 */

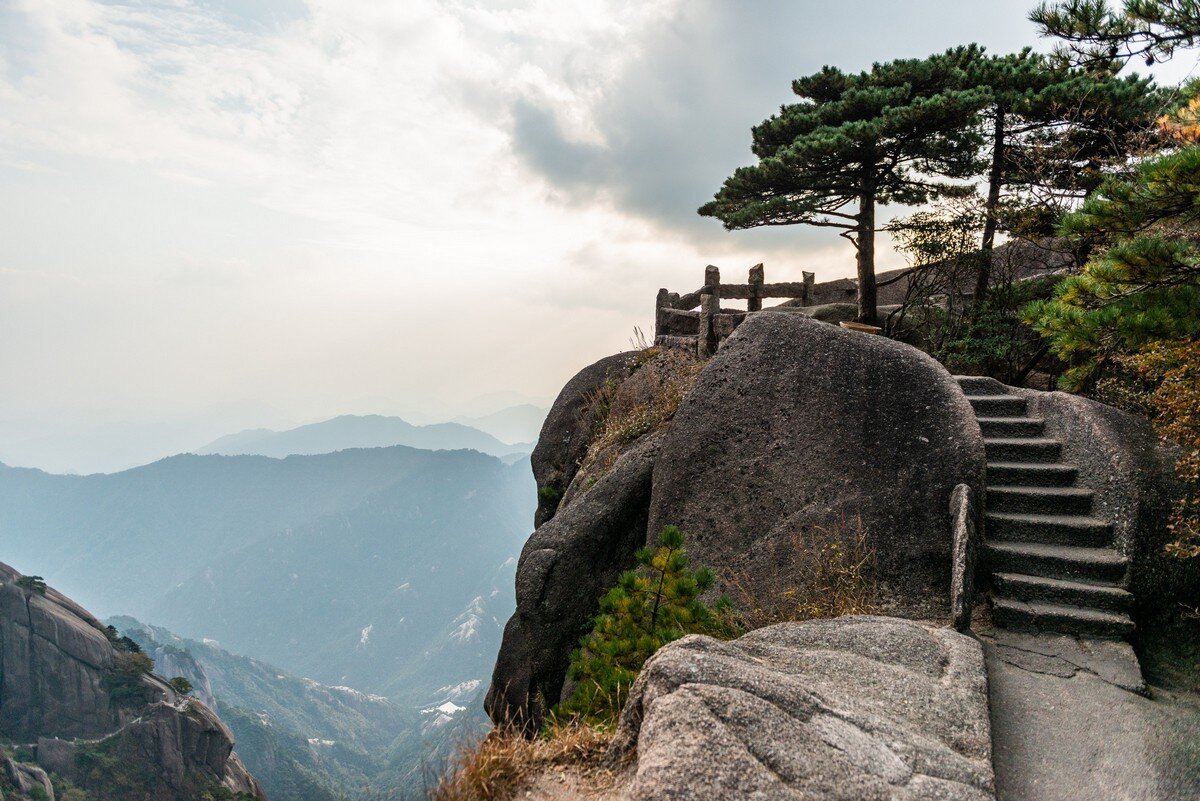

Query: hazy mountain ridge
left=198, top=413, right=534, bottom=460
left=110, top=616, right=445, bottom=801
left=450, top=403, right=547, bottom=445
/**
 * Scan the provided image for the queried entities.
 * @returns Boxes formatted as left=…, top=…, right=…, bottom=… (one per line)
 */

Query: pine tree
left=1024, top=144, right=1200, bottom=389
left=963, top=49, right=1160, bottom=300
left=1032, top=0, right=1200, bottom=67
left=554, top=526, right=735, bottom=726
left=699, top=49, right=985, bottom=324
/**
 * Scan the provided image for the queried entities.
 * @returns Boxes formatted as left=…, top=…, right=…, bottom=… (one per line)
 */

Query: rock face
left=489, top=314, right=988, bottom=728
left=531, top=351, right=639, bottom=527
left=649, top=311, right=986, bottom=618
left=486, top=431, right=663, bottom=728
left=0, top=563, right=264, bottom=800
left=609, top=616, right=995, bottom=801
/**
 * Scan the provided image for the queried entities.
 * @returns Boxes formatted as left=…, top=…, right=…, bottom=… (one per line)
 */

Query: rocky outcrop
left=487, top=431, right=663, bottom=729
left=37, top=700, right=263, bottom=800
left=0, top=563, right=264, bottom=799
left=531, top=351, right=639, bottom=527
left=608, top=616, right=994, bottom=800
left=490, top=313, right=987, bottom=728
left=649, top=311, right=986, bottom=619
left=2, top=757, right=55, bottom=800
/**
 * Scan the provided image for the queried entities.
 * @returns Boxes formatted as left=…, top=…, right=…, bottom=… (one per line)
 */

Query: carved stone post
left=802, top=270, right=815, bottom=307
left=655, top=288, right=670, bottom=341
left=748, top=263, right=764, bottom=312
left=698, top=265, right=721, bottom=357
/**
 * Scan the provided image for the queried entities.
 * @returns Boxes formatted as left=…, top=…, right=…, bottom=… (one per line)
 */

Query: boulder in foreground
left=610, top=615, right=995, bottom=801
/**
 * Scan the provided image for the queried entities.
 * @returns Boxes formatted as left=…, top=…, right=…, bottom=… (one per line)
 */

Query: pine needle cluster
left=554, top=526, right=737, bottom=726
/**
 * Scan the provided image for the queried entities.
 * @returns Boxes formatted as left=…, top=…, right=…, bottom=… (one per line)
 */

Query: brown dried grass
left=724, top=516, right=879, bottom=630
left=431, top=721, right=615, bottom=801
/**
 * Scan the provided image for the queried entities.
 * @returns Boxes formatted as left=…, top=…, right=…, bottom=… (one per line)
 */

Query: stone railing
left=654, top=264, right=815, bottom=357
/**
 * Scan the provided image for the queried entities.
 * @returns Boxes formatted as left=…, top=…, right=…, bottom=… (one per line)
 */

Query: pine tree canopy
left=1032, top=0, right=1200, bottom=67
left=700, top=49, right=985, bottom=232
left=1025, top=144, right=1200, bottom=387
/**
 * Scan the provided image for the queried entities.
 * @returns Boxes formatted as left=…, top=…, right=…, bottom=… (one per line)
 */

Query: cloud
left=503, top=0, right=1045, bottom=244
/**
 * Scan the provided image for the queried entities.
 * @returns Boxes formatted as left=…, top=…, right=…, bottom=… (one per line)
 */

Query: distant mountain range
left=450, top=404, right=547, bottom=446
left=0, top=446, right=533, bottom=700
left=197, top=413, right=537, bottom=460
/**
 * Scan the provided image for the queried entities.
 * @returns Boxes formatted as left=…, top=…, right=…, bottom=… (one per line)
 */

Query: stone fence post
left=655, top=287, right=670, bottom=341
left=698, top=265, right=721, bottom=357
left=748, top=263, right=764, bottom=312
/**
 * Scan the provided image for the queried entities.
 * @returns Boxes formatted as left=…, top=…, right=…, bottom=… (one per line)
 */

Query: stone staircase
left=955, top=376, right=1135, bottom=639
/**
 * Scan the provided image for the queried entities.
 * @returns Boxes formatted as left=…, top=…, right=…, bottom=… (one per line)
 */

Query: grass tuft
left=431, top=721, right=615, bottom=801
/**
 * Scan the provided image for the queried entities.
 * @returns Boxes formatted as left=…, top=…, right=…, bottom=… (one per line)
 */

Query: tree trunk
left=976, top=110, right=1005, bottom=304
left=856, top=183, right=878, bottom=325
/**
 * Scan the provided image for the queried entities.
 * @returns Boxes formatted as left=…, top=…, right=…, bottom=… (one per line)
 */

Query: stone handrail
left=654, top=264, right=815, bottom=357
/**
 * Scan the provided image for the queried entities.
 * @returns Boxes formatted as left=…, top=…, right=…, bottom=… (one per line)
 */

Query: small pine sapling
left=555, top=525, right=737, bottom=726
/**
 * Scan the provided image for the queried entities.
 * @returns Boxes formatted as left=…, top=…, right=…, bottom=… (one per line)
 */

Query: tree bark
left=856, top=181, right=878, bottom=324
left=976, top=109, right=1006, bottom=304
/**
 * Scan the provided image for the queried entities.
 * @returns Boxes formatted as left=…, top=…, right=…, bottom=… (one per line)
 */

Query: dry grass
left=578, top=348, right=703, bottom=479
left=725, top=517, right=879, bottom=630
left=432, top=722, right=616, bottom=801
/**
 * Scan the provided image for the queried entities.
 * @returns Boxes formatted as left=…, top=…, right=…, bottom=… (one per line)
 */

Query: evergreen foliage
left=168, top=676, right=194, bottom=695
left=554, top=526, right=736, bottom=726
left=1024, top=144, right=1200, bottom=388
left=961, top=49, right=1160, bottom=298
left=1032, top=0, right=1200, bottom=67
left=16, top=575, right=46, bottom=595
left=699, top=48, right=986, bottom=324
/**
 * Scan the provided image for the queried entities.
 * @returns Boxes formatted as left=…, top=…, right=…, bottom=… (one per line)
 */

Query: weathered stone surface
left=777, top=300, right=860, bottom=325
left=648, top=311, right=986, bottom=619
left=487, top=432, right=663, bottom=729
left=609, top=616, right=994, bottom=800
left=0, top=563, right=264, bottom=799
left=951, top=484, right=978, bottom=632
left=531, top=351, right=639, bottom=527
left=4, top=757, right=55, bottom=800
left=984, top=629, right=1199, bottom=800
left=0, top=563, right=123, bottom=740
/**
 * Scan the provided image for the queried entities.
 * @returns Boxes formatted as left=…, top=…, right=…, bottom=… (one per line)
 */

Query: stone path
left=956, top=376, right=1136, bottom=638
left=982, top=629, right=1200, bottom=801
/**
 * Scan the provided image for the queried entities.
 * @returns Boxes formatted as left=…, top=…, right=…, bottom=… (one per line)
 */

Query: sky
left=1, top=0, right=1196, bottom=473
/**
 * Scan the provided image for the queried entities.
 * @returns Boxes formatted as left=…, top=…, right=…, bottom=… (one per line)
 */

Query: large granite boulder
left=648, top=311, right=986, bottom=619
left=531, top=351, right=639, bottom=527
left=609, top=616, right=994, bottom=800
left=0, top=563, right=264, bottom=799
left=487, top=431, right=663, bottom=730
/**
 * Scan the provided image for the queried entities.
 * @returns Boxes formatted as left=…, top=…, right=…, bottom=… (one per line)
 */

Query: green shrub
left=102, top=652, right=154, bottom=701
left=554, top=526, right=738, bottom=726
left=16, top=575, right=47, bottom=595
left=168, top=676, right=194, bottom=695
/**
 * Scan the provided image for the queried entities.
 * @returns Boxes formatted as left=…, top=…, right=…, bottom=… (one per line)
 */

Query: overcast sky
left=1, top=0, right=1194, bottom=472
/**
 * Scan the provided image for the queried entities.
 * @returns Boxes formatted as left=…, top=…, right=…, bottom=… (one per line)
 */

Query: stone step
left=982, top=541, right=1128, bottom=583
left=955, top=375, right=1010, bottom=396
left=987, top=486, right=1095, bottom=515
left=967, top=395, right=1027, bottom=417
left=991, top=596, right=1135, bottom=639
left=985, top=437, right=1062, bottom=463
left=987, top=512, right=1112, bottom=547
left=992, top=572, right=1132, bottom=613
left=987, top=462, right=1078, bottom=487
left=978, top=416, right=1045, bottom=437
